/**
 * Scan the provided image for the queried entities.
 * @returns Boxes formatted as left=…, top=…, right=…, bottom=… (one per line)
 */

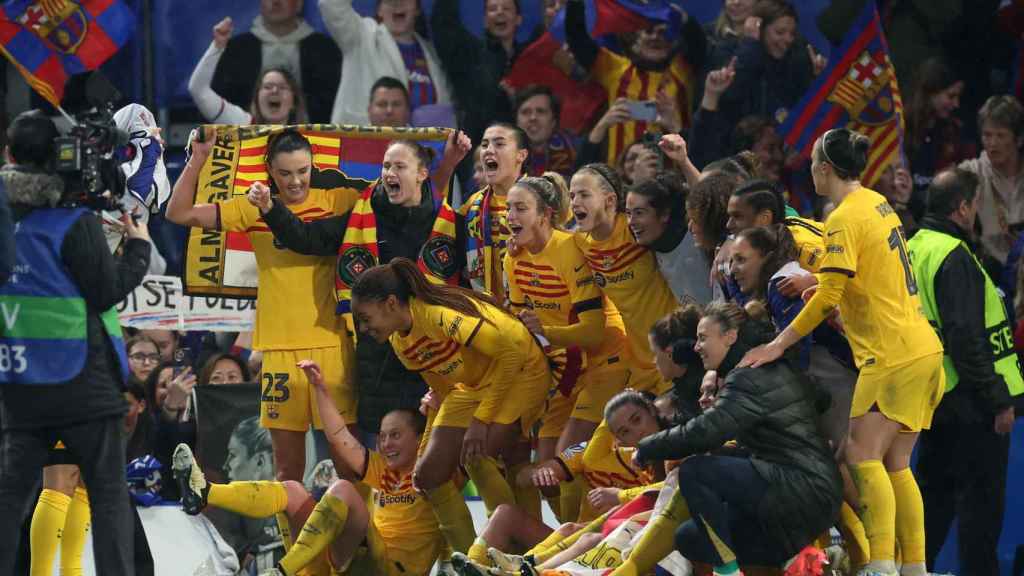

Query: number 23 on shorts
left=261, top=372, right=290, bottom=402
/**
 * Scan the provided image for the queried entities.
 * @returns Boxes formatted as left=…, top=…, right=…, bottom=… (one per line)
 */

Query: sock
left=277, top=512, right=294, bottom=552
left=29, top=489, right=70, bottom=576
left=278, top=493, right=349, bottom=575
left=531, top=510, right=610, bottom=564
left=714, top=560, right=741, bottom=575
left=850, top=460, right=896, bottom=572
left=59, top=487, right=91, bottom=576
left=465, top=456, right=515, bottom=516
left=611, top=490, right=690, bottom=576
left=426, top=480, right=476, bottom=553
left=507, top=463, right=541, bottom=521
left=838, top=501, right=870, bottom=569
left=559, top=476, right=584, bottom=524
left=208, top=481, right=290, bottom=518
left=468, top=537, right=491, bottom=567
left=889, top=468, right=926, bottom=576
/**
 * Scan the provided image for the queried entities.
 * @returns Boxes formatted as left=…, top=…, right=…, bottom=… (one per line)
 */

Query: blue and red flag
left=0, top=0, right=135, bottom=106
left=778, top=0, right=903, bottom=186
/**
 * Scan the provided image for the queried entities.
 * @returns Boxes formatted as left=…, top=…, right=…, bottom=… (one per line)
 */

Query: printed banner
left=116, top=275, right=255, bottom=332
left=182, top=124, right=450, bottom=299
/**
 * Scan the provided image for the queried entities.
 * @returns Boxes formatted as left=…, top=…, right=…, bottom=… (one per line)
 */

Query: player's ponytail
left=353, top=258, right=506, bottom=323
left=816, top=128, right=870, bottom=180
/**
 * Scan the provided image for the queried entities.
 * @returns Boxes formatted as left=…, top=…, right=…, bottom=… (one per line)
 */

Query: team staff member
left=351, top=258, right=552, bottom=554
left=173, top=359, right=443, bottom=576
left=0, top=111, right=150, bottom=575
left=505, top=174, right=629, bottom=519
left=571, top=163, right=678, bottom=395
left=907, top=168, right=1022, bottom=575
left=743, top=129, right=945, bottom=576
left=167, top=128, right=359, bottom=485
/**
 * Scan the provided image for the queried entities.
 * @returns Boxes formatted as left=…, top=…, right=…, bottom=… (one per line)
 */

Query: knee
left=326, top=479, right=361, bottom=504
left=281, top=480, right=307, bottom=502
left=42, top=465, right=79, bottom=496
left=576, top=532, right=603, bottom=549
left=492, top=503, right=515, bottom=522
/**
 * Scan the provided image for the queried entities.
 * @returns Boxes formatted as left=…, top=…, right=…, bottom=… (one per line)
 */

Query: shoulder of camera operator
left=3, top=111, right=151, bottom=307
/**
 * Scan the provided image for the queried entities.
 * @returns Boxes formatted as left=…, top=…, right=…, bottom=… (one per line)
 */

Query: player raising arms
left=167, top=128, right=359, bottom=489
left=570, top=163, right=679, bottom=394
left=743, top=129, right=945, bottom=576
left=172, top=358, right=444, bottom=576
left=350, top=257, right=552, bottom=554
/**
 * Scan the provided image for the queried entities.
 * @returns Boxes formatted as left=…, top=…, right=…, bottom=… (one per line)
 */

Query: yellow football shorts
left=259, top=343, right=355, bottom=432
left=540, top=362, right=629, bottom=439
left=850, top=352, right=945, bottom=432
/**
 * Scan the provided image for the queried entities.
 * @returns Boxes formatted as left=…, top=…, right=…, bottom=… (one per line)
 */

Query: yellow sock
left=889, top=467, right=926, bottom=566
left=465, top=456, right=515, bottom=516
left=610, top=490, right=690, bottom=575
left=59, top=487, right=90, bottom=576
left=838, top=501, right=869, bottom=569
left=531, top=509, right=611, bottom=564
left=208, top=481, right=290, bottom=518
left=468, top=537, right=491, bottom=566
left=277, top=512, right=294, bottom=551
left=29, top=489, right=70, bottom=576
left=279, top=493, right=349, bottom=575
left=850, top=460, right=896, bottom=566
left=426, top=480, right=476, bottom=553
left=559, top=476, right=584, bottom=524
left=507, top=463, right=542, bottom=521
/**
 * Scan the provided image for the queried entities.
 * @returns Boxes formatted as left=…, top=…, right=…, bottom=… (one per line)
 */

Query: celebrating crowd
left=1, top=0, right=1023, bottom=575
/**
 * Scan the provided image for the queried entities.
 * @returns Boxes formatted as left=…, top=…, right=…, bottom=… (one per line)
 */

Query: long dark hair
left=734, top=224, right=798, bottom=299
left=906, top=58, right=959, bottom=155
left=250, top=67, right=308, bottom=125
left=352, top=258, right=507, bottom=323
left=628, top=172, right=686, bottom=223
left=687, top=171, right=736, bottom=260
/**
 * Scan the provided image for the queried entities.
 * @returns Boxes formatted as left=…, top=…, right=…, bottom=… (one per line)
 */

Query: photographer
left=0, top=110, right=150, bottom=575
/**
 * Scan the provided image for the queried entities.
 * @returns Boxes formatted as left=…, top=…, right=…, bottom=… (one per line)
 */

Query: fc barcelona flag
left=779, top=1, right=903, bottom=187
left=0, top=0, right=135, bottom=106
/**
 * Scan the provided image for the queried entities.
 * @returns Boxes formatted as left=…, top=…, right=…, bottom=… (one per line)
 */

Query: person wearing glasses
left=126, top=335, right=161, bottom=385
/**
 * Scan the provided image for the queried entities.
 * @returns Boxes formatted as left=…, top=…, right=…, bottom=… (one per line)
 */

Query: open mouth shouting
left=483, top=156, right=500, bottom=181
left=573, top=208, right=589, bottom=227
left=384, top=177, right=403, bottom=201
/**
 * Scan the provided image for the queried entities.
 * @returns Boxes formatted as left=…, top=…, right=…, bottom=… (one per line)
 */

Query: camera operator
left=0, top=110, right=150, bottom=575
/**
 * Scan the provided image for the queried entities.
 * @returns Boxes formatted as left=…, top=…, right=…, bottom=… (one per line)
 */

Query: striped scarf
left=335, top=183, right=460, bottom=327
left=464, top=188, right=496, bottom=293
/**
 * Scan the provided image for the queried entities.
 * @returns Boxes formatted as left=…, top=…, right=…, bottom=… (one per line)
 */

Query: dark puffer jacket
left=637, top=342, right=842, bottom=554
left=261, top=183, right=466, bottom=434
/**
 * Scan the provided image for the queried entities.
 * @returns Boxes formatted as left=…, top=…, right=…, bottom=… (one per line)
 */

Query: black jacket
left=211, top=31, right=342, bottom=124
left=0, top=178, right=14, bottom=285
left=919, top=215, right=1015, bottom=423
left=430, top=0, right=521, bottom=144
left=718, top=37, right=814, bottom=127
left=262, top=185, right=466, bottom=432
left=637, top=343, right=842, bottom=553
left=0, top=167, right=150, bottom=430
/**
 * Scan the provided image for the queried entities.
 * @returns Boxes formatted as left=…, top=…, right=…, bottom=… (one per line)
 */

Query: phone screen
left=625, top=100, right=658, bottom=122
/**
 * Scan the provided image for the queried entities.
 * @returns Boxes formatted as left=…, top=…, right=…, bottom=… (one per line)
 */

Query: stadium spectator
left=126, top=334, right=161, bottom=384
left=199, top=353, right=251, bottom=386
left=959, top=94, right=1024, bottom=264
left=321, top=0, right=451, bottom=125
left=366, top=76, right=411, bottom=127
left=140, top=329, right=180, bottom=364
left=515, top=85, right=578, bottom=181
left=206, top=2, right=340, bottom=123
left=703, top=0, right=755, bottom=69
left=906, top=58, right=973, bottom=192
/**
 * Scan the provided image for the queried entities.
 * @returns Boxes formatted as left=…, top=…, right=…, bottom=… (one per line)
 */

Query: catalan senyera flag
left=778, top=0, right=903, bottom=187
left=183, top=124, right=449, bottom=300
left=0, top=0, right=135, bottom=106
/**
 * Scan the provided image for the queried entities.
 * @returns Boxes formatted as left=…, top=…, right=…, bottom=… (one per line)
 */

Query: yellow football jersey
left=218, top=188, right=358, bottom=350
left=558, top=431, right=654, bottom=521
left=505, top=229, right=626, bottom=368
left=390, top=296, right=541, bottom=422
left=813, top=187, right=942, bottom=370
left=574, top=214, right=678, bottom=374
left=785, top=216, right=826, bottom=273
left=362, top=451, right=443, bottom=576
